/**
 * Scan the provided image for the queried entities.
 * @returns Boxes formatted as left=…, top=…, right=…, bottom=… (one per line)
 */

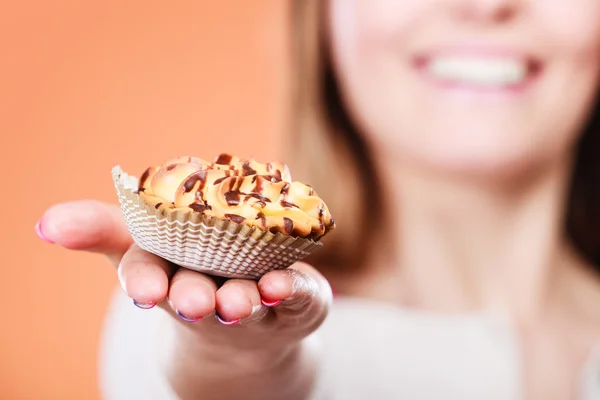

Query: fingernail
left=35, top=219, right=54, bottom=244
left=133, top=300, right=156, bottom=309
left=261, top=298, right=281, bottom=307
left=215, top=313, right=240, bottom=326
left=176, top=309, right=201, bottom=323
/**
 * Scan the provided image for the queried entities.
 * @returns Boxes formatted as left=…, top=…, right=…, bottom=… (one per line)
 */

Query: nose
left=450, top=0, right=522, bottom=23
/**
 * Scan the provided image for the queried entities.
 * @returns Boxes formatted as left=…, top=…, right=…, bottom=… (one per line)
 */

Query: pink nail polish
left=215, top=313, right=240, bottom=326
left=35, top=219, right=54, bottom=244
left=261, top=298, right=281, bottom=307
left=176, top=309, right=202, bottom=323
left=331, top=287, right=338, bottom=299
left=133, top=300, right=156, bottom=309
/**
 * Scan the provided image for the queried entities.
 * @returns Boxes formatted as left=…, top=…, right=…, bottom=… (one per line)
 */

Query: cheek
left=329, top=0, right=428, bottom=67
left=329, top=0, right=429, bottom=134
left=536, top=0, right=600, bottom=55
left=534, top=0, right=600, bottom=147
left=330, top=1, right=453, bottom=168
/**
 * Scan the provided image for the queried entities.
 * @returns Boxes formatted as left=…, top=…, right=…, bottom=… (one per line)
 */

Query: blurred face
left=328, top=0, right=600, bottom=178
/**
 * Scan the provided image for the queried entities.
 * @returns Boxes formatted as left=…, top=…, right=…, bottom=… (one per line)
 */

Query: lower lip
left=413, top=58, right=542, bottom=97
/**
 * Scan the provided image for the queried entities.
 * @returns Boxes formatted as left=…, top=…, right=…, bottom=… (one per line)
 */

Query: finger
left=38, top=200, right=132, bottom=265
left=214, top=279, right=264, bottom=325
left=167, top=268, right=218, bottom=322
left=118, top=244, right=173, bottom=307
left=258, top=262, right=332, bottom=320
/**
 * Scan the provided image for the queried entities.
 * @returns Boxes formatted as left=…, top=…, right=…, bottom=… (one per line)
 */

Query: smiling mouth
left=414, top=52, right=542, bottom=90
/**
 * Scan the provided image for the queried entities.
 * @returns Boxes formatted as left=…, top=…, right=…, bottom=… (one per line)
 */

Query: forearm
left=164, top=323, right=320, bottom=400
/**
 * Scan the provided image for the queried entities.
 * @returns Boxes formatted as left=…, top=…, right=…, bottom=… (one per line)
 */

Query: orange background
left=0, top=1, right=288, bottom=398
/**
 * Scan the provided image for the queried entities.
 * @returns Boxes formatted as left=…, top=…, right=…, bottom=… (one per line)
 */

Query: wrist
left=156, top=313, right=320, bottom=400
left=165, top=319, right=304, bottom=377
left=174, top=326, right=301, bottom=374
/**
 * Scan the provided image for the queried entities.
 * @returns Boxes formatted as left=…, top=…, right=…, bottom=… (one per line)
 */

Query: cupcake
left=111, top=154, right=335, bottom=279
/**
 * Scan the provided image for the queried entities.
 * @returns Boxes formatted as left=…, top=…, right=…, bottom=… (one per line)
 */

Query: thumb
left=258, top=262, right=332, bottom=328
left=37, top=200, right=133, bottom=266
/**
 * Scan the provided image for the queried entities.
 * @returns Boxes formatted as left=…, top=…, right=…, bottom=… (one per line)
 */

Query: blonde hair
left=286, top=0, right=383, bottom=275
left=286, top=0, right=600, bottom=275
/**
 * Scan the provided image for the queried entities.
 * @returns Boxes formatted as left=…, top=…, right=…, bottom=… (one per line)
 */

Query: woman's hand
left=38, top=200, right=332, bottom=399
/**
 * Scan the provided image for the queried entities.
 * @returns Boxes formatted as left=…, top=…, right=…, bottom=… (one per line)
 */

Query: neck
left=370, top=153, right=577, bottom=320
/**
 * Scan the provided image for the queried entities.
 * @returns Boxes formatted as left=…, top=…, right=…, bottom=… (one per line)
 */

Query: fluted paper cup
left=111, top=166, right=323, bottom=279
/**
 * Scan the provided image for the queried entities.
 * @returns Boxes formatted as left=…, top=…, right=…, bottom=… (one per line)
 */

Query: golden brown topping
left=137, top=154, right=334, bottom=239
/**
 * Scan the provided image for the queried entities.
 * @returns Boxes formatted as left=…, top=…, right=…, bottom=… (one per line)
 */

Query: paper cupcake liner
left=111, top=166, right=323, bottom=279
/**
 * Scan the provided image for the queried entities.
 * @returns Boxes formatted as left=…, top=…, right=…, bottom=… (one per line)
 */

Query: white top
left=99, top=288, right=600, bottom=400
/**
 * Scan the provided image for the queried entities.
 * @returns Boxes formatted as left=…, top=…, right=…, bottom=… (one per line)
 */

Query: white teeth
left=428, top=57, right=527, bottom=86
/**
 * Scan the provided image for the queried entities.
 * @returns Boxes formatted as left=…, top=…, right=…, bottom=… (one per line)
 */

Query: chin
left=401, top=144, right=552, bottom=184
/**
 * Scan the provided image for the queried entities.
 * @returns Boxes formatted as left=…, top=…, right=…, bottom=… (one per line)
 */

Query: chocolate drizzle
left=183, top=170, right=208, bottom=193
left=166, top=164, right=176, bottom=171
left=215, top=153, right=233, bottom=165
left=213, top=176, right=228, bottom=185
left=189, top=203, right=212, bottom=213
left=138, top=167, right=152, bottom=191
left=255, top=212, right=267, bottom=228
left=283, top=217, right=294, bottom=235
left=224, top=213, right=245, bottom=224
left=155, top=202, right=163, bottom=209
left=318, top=204, right=325, bottom=218
left=242, top=161, right=256, bottom=176
left=266, top=163, right=283, bottom=181
left=243, top=193, right=269, bottom=208
left=227, top=176, right=239, bottom=192
left=224, top=190, right=241, bottom=206
left=245, top=192, right=270, bottom=202
left=253, top=175, right=266, bottom=193
left=280, top=200, right=299, bottom=209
